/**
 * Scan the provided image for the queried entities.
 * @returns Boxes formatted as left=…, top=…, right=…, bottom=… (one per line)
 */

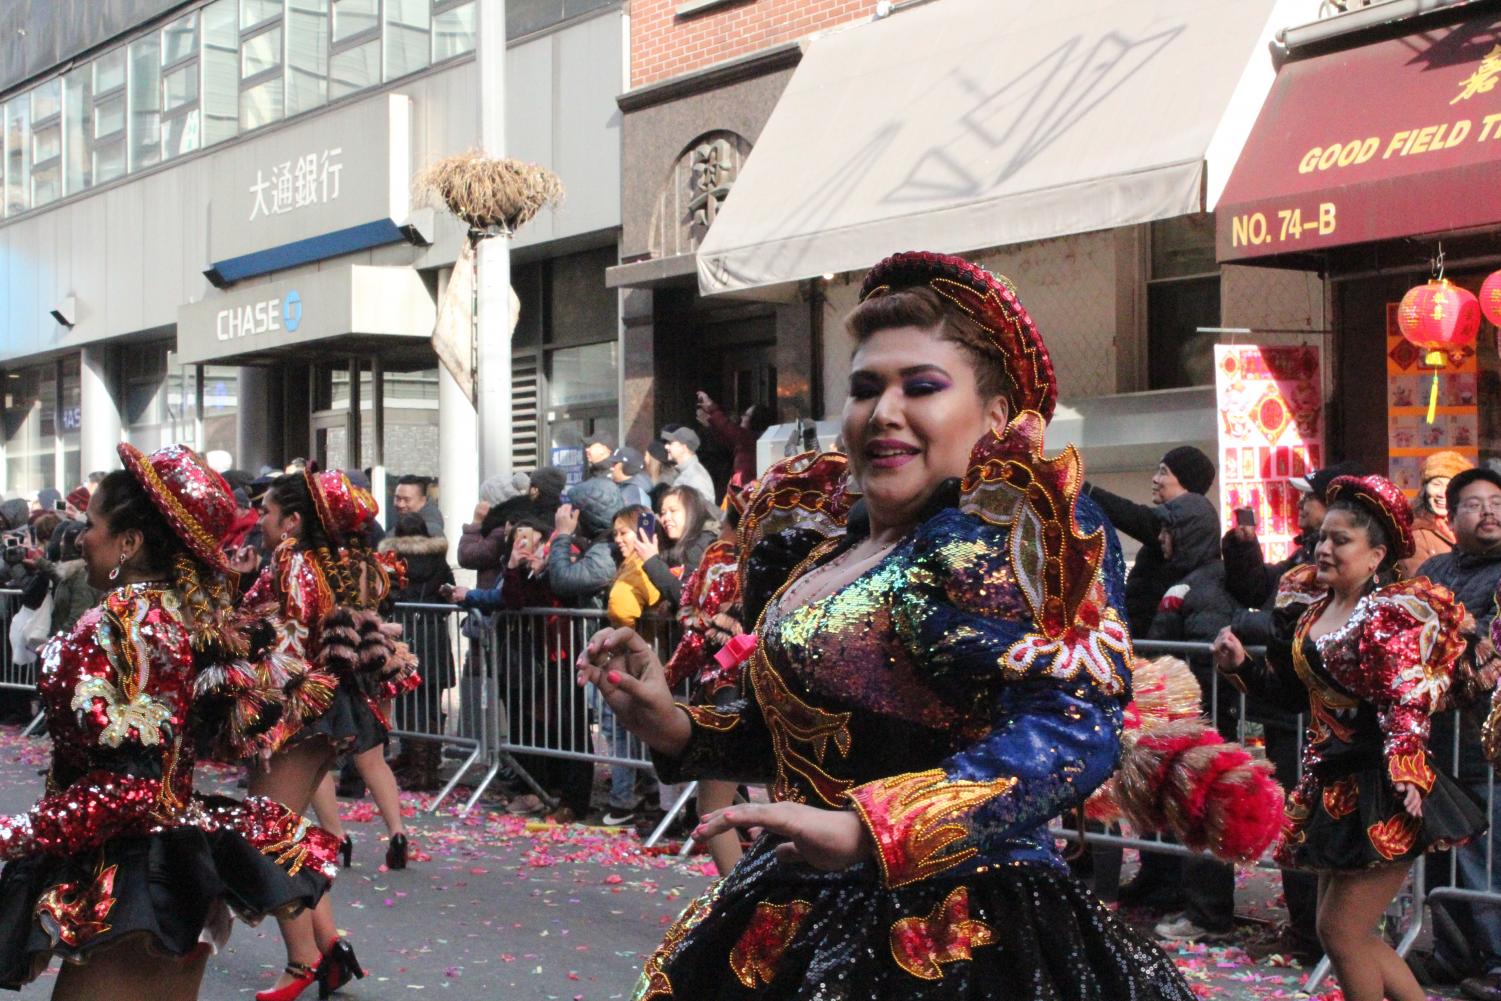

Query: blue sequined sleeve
left=847, top=502, right=1132, bottom=887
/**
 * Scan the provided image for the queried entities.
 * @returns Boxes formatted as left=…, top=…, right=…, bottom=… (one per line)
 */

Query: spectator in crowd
left=1084, top=446, right=1216, bottom=638
left=632, top=486, right=719, bottom=611
left=583, top=431, right=616, bottom=474
left=528, top=466, right=568, bottom=525
left=479, top=471, right=530, bottom=509
left=1148, top=494, right=1252, bottom=944
left=460, top=494, right=535, bottom=590
left=0, top=498, right=29, bottom=532
left=380, top=513, right=456, bottom=792
left=1224, top=462, right=1362, bottom=615
left=661, top=426, right=717, bottom=509
left=545, top=477, right=623, bottom=609
left=394, top=474, right=444, bottom=537
left=85, top=470, right=107, bottom=494
left=1413, top=466, right=1501, bottom=999
left=1401, top=450, right=1470, bottom=578
left=609, top=447, right=654, bottom=509
left=35, top=488, right=62, bottom=518
left=36, top=521, right=101, bottom=637
left=644, top=440, right=675, bottom=509
left=695, top=391, right=775, bottom=494
left=600, top=505, right=662, bottom=826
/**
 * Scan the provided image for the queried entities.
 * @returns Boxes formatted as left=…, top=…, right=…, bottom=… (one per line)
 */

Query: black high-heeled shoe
left=339, top=836, right=352, bottom=868
left=385, top=832, right=408, bottom=870
left=317, top=939, right=365, bottom=998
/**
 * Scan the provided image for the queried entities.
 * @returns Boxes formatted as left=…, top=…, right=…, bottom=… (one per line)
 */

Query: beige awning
left=696, top=0, right=1303, bottom=296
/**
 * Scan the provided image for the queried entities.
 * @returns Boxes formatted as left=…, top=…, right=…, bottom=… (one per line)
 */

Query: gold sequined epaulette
left=1274, top=563, right=1325, bottom=610
left=736, top=450, right=858, bottom=589
left=959, top=411, right=1105, bottom=641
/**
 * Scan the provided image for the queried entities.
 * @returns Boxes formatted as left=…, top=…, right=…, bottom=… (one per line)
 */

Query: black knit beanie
left=1161, top=446, right=1215, bottom=495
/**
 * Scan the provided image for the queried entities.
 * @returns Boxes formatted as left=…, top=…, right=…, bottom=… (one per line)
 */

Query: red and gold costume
left=242, top=469, right=418, bottom=754
left=1223, top=475, right=1487, bottom=869
left=632, top=252, right=1193, bottom=1001
left=0, top=444, right=338, bottom=988
left=663, top=538, right=742, bottom=696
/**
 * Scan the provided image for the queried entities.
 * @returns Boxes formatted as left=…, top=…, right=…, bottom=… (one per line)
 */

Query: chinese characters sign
left=248, top=149, right=343, bottom=221
left=1385, top=302, right=1479, bottom=495
left=1214, top=344, right=1324, bottom=562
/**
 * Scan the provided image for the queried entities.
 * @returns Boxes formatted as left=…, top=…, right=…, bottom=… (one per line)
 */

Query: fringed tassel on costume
left=194, top=660, right=284, bottom=760
left=1087, top=657, right=1286, bottom=863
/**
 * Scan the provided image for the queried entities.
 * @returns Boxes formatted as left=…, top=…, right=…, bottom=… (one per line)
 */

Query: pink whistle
left=714, top=633, right=758, bottom=670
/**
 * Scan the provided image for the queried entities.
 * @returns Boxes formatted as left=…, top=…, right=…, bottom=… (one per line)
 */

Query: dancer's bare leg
left=249, top=738, right=337, bottom=993
left=354, top=744, right=406, bottom=839
left=1315, top=863, right=1423, bottom=1001
left=310, top=773, right=346, bottom=841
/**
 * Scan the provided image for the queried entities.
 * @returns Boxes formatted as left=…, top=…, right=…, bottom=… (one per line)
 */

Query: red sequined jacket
left=1224, top=564, right=1464, bottom=798
left=662, top=538, right=742, bottom=691
left=0, top=584, right=335, bottom=875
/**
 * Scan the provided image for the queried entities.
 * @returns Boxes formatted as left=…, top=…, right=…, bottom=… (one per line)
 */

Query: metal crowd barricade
left=0, top=589, right=45, bottom=736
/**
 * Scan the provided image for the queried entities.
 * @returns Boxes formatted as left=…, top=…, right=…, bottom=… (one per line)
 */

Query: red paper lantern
left=1396, top=279, right=1479, bottom=423
left=1397, top=278, right=1481, bottom=353
left=1480, top=269, right=1501, bottom=327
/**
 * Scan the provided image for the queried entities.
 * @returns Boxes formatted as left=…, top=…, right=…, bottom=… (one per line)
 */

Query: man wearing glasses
left=1414, top=464, right=1501, bottom=1001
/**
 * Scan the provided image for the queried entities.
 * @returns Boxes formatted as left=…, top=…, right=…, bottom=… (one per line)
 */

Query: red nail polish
left=607, top=670, right=621, bottom=684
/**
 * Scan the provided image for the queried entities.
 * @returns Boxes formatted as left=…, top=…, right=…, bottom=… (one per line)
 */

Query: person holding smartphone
left=627, top=487, right=719, bottom=612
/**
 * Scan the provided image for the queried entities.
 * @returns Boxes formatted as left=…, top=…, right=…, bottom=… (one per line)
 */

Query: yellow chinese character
left=1453, top=44, right=1501, bottom=104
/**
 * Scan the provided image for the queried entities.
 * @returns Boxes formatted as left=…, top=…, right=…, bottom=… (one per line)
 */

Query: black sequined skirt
left=633, top=842, right=1194, bottom=1001
left=1280, top=760, right=1487, bottom=871
left=0, top=825, right=328, bottom=989
left=285, top=679, right=387, bottom=755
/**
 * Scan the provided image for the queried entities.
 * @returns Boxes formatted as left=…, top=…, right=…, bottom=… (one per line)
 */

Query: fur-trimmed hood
left=378, top=534, right=450, bottom=558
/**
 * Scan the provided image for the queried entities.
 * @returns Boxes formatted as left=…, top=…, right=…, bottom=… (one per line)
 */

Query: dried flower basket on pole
left=414, top=150, right=565, bottom=235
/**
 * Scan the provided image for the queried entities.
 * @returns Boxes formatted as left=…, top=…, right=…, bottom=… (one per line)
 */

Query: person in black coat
left=1084, top=446, right=1216, bottom=637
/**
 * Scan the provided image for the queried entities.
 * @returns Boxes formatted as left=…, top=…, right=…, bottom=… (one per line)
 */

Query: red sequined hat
left=858, top=251, right=1058, bottom=422
left=117, top=443, right=237, bottom=575
left=1326, top=474, right=1416, bottom=560
left=305, top=468, right=379, bottom=542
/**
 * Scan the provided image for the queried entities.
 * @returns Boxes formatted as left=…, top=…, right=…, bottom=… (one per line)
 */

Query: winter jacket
left=1400, top=510, right=1455, bottom=579
left=41, top=559, right=102, bottom=636
left=671, top=457, right=718, bottom=509
left=1222, top=528, right=1316, bottom=611
left=642, top=527, right=718, bottom=611
left=1083, top=482, right=1209, bottom=637
left=380, top=534, right=455, bottom=604
left=1417, top=545, right=1501, bottom=783
left=618, top=473, right=654, bottom=510
left=566, top=475, right=625, bottom=537
left=608, top=555, right=662, bottom=628
left=458, top=521, right=509, bottom=589
left=1148, top=560, right=1247, bottom=737
left=546, top=535, right=616, bottom=608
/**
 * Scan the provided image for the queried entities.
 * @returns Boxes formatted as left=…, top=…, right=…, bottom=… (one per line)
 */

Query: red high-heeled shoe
left=317, top=938, right=366, bottom=998
left=255, top=960, right=320, bottom=1001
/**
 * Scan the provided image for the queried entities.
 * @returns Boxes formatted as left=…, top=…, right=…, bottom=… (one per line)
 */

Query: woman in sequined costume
left=1213, top=474, right=1485, bottom=1001
left=233, top=469, right=418, bottom=1000
left=576, top=251, right=1196, bottom=1001
left=0, top=443, right=339, bottom=1000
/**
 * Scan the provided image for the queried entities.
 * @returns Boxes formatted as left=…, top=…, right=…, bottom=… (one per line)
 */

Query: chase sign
left=216, top=290, right=302, bottom=343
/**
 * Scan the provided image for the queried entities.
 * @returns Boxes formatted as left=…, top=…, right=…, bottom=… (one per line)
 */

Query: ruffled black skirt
left=633, top=842, right=1194, bottom=1001
left=1280, top=759, right=1487, bottom=871
left=285, top=680, right=387, bottom=755
left=0, top=825, right=328, bottom=989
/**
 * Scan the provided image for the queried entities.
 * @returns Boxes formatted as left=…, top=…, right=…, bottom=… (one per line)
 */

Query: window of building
left=0, top=0, right=504, bottom=217
left=1147, top=214, right=1221, bottom=390
left=4, top=95, right=30, bottom=215
left=161, top=12, right=202, bottom=161
left=30, top=79, right=62, bottom=206
left=91, top=50, right=128, bottom=183
left=128, top=34, right=162, bottom=171
left=432, top=0, right=476, bottom=61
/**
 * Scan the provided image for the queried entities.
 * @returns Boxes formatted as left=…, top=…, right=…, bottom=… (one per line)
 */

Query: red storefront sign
left=1217, top=16, right=1501, bottom=262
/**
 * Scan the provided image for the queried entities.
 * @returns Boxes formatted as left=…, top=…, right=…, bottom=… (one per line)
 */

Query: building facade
left=0, top=0, right=626, bottom=528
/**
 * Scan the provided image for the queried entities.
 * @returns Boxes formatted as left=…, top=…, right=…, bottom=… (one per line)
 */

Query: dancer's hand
left=1393, top=781, right=1423, bottom=818
left=694, top=803, right=873, bottom=872
left=1212, top=627, right=1247, bottom=672
left=575, top=628, right=689, bottom=756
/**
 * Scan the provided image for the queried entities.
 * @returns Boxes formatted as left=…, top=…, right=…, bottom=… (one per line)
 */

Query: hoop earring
left=280, top=531, right=289, bottom=542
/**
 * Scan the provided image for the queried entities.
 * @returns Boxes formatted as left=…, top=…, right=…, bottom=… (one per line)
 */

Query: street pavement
left=0, top=724, right=1465, bottom=1000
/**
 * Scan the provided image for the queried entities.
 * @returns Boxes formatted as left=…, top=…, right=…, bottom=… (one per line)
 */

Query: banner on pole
left=1213, top=344, right=1325, bottom=562
left=431, top=240, right=477, bottom=405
